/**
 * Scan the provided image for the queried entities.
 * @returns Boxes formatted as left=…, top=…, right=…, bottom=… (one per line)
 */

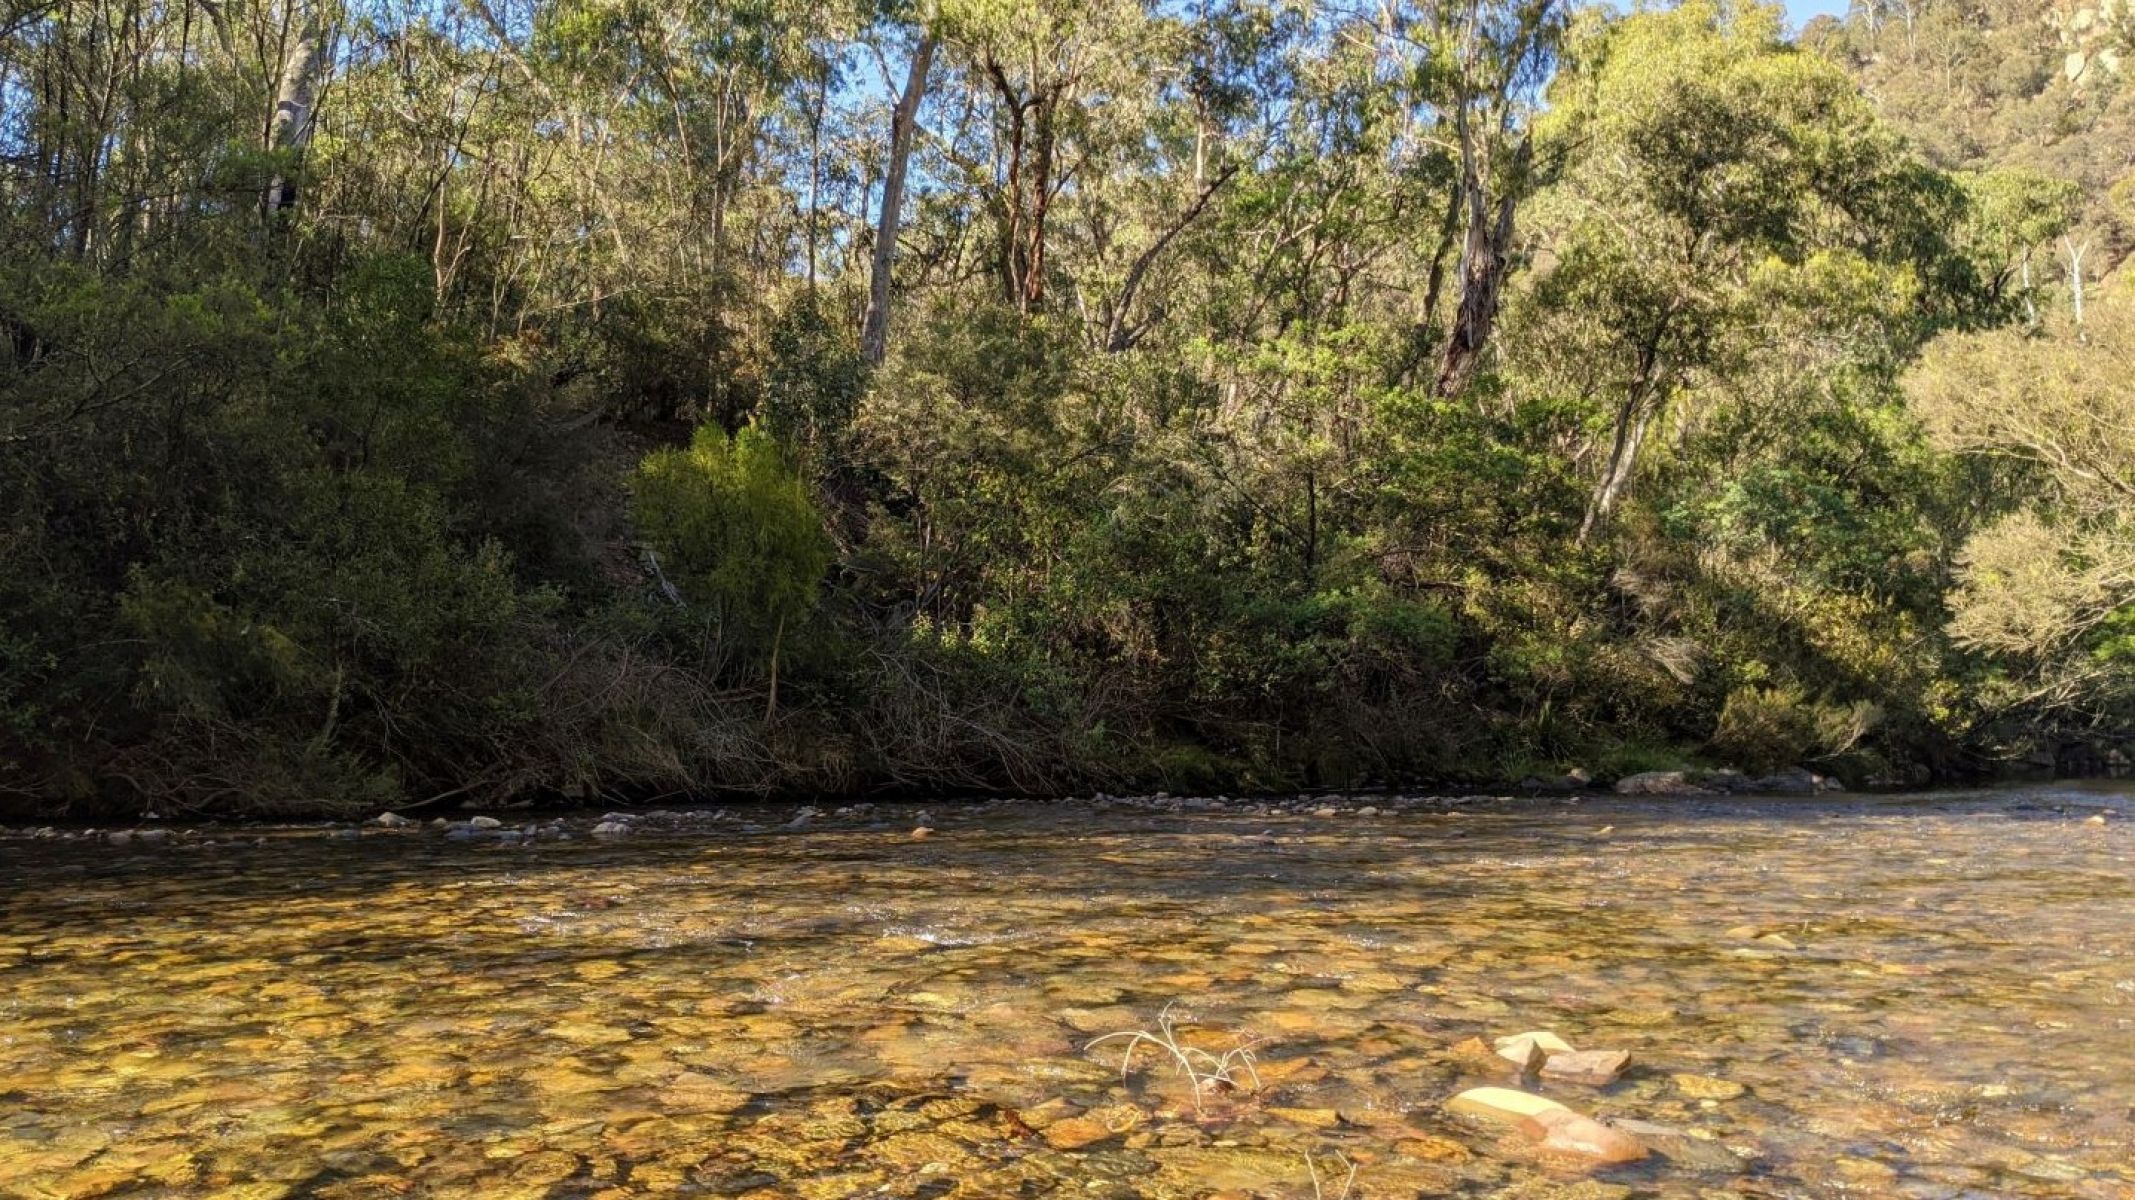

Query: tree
left=1509, top=0, right=1964, bottom=542
left=1908, top=295, right=2135, bottom=689
left=861, top=19, right=938, bottom=364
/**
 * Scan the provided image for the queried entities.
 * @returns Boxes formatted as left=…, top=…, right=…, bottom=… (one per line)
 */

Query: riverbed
left=3, top=787, right=2131, bottom=1198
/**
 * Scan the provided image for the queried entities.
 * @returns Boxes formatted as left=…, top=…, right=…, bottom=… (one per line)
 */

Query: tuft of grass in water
left=1084, top=1002, right=1264, bottom=1114
left=1306, top=1149, right=1356, bottom=1200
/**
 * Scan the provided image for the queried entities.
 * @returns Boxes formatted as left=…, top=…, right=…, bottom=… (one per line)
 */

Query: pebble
left=467, top=816, right=503, bottom=830
left=909, top=826, right=935, bottom=840
left=591, top=822, right=630, bottom=837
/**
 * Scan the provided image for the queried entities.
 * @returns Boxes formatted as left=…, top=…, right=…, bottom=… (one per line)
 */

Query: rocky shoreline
left=7, top=768, right=2122, bottom=848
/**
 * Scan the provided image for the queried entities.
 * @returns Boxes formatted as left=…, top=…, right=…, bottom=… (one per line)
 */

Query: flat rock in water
left=1494, top=1031, right=1575, bottom=1067
left=1540, top=1049, right=1631, bottom=1086
left=1445, top=1087, right=1569, bottom=1124
left=1518, top=1108, right=1649, bottom=1164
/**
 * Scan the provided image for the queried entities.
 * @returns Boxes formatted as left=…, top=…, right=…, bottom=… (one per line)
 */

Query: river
left=3, top=787, right=2131, bottom=1199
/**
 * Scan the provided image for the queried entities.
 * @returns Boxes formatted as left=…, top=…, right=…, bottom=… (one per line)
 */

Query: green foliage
left=760, top=293, right=869, bottom=467
left=631, top=425, right=832, bottom=652
left=1708, top=685, right=1879, bottom=776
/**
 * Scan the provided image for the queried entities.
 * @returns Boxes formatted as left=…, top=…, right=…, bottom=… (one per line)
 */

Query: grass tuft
left=1084, top=1002, right=1264, bottom=1114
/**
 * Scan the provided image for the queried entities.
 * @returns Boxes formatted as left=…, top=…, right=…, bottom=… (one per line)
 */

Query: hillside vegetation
left=2, top=0, right=2131, bottom=816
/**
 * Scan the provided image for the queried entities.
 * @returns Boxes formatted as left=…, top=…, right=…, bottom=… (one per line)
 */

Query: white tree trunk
left=861, top=32, right=937, bottom=366
left=264, top=6, right=331, bottom=216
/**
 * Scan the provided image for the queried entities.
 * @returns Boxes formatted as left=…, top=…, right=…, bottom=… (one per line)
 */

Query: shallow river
left=3, top=787, right=2133, bottom=1200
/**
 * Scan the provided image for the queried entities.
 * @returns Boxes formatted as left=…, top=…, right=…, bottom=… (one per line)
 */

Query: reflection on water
left=3, top=788, right=2132, bottom=1199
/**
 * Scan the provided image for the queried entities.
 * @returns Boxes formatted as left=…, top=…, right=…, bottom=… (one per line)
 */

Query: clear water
left=3, top=787, right=2131, bottom=1199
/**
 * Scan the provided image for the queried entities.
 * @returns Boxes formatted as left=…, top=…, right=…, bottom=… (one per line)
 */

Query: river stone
left=467, top=816, right=503, bottom=829
left=1672, top=1074, right=1745, bottom=1100
left=1613, top=771, right=1711, bottom=796
left=370, top=812, right=415, bottom=828
left=1042, top=1116, right=1114, bottom=1149
left=1518, top=1108, right=1649, bottom=1164
left=1610, top=1119, right=1746, bottom=1173
left=1015, top=1098, right=1080, bottom=1130
left=1445, top=1087, right=1568, bottom=1124
left=1747, top=767, right=1818, bottom=794
left=1449, top=1036, right=1521, bottom=1075
left=1495, top=1031, right=1575, bottom=1066
left=1541, top=1049, right=1631, bottom=1086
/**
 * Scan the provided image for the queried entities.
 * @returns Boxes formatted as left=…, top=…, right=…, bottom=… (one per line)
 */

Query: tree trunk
left=861, top=32, right=936, bottom=366
left=1579, top=393, right=1652, bottom=544
left=264, top=5, right=330, bottom=216
left=2064, top=236, right=2089, bottom=326
left=1020, top=85, right=1058, bottom=314
left=1433, top=124, right=1529, bottom=398
left=1578, top=320, right=1671, bottom=544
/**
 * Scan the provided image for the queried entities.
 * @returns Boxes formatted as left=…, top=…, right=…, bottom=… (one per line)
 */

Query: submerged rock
left=1042, top=1116, right=1114, bottom=1150
left=1671, top=1073, right=1745, bottom=1100
left=1518, top=1109, right=1649, bottom=1164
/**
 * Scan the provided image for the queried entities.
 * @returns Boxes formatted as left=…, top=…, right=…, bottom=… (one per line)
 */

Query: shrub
left=630, top=425, right=832, bottom=666
left=1707, top=684, right=1880, bottom=774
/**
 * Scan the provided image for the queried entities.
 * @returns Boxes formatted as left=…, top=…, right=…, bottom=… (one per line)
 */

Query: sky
left=1785, top=0, right=1853, bottom=26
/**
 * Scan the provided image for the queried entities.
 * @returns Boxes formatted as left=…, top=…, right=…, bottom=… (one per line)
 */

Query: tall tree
left=862, top=21, right=936, bottom=364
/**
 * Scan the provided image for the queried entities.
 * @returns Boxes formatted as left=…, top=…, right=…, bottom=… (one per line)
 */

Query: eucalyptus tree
left=1507, top=0, right=1967, bottom=543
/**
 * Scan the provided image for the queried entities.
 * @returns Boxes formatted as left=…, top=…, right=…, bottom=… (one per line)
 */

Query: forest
left=1, top=0, right=2130, bottom=817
